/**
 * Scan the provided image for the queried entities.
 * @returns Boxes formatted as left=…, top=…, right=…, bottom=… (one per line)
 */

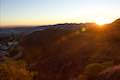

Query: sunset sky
left=0, top=0, right=120, bottom=26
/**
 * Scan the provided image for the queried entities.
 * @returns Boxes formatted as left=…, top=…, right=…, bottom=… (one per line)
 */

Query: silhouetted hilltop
left=113, top=18, right=120, bottom=23
left=110, top=18, right=120, bottom=27
left=0, top=23, right=97, bottom=38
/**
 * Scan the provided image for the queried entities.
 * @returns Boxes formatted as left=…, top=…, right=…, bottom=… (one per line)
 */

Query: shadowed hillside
left=0, top=19, right=120, bottom=80
left=18, top=19, right=120, bottom=80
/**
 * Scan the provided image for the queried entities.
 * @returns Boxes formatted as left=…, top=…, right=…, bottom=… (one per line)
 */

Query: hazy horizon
left=0, top=0, right=120, bottom=26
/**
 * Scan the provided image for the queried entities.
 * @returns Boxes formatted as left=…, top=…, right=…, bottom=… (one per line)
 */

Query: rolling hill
left=18, top=19, right=120, bottom=80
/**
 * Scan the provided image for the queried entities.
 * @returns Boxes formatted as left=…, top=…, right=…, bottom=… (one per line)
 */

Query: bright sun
left=95, top=18, right=111, bottom=26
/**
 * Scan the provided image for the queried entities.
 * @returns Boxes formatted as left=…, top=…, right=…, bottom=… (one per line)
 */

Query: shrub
left=84, top=63, right=105, bottom=80
left=0, top=58, right=33, bottom=80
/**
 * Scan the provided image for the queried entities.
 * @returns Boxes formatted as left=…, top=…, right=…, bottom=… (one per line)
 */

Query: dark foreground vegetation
left=0, top=19, right=120, bottom=80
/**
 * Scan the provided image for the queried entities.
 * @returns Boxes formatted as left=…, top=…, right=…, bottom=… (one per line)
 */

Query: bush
left=0, top=59, right=33, bottom=80
left=84, top=63, right=105, bottom=79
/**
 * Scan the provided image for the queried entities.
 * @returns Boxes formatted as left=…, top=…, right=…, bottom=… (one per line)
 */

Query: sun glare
left=95, top=18, right=111, bottom=26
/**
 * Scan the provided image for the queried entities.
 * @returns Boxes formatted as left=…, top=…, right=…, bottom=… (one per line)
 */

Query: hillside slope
left=20, top=19, right=120, bottom=80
